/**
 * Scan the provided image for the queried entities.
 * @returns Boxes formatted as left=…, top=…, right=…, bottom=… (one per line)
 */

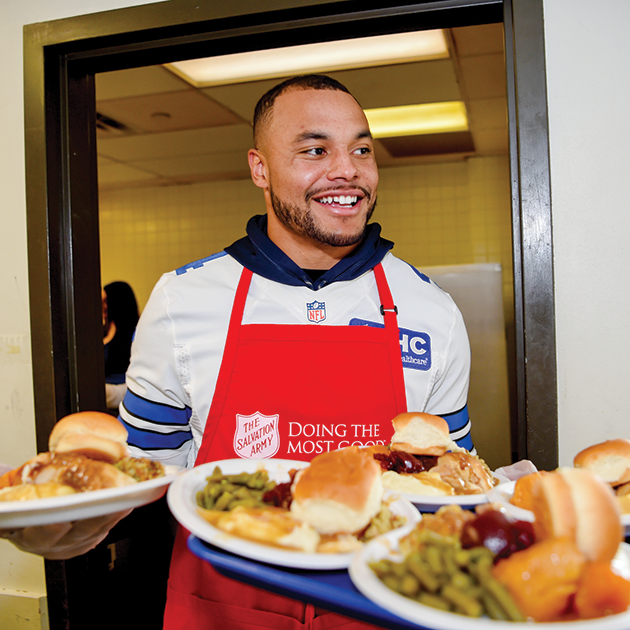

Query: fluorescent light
left=166, top=30, right=448, bottom=87
left=365, top=102, right=469, bottom=138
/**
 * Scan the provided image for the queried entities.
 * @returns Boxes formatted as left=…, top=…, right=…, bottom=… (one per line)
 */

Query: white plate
left=350, top=526, right=630, bottom=630
left=167, top=458, right=421, bottom=570
left=390, top=477, right=511, bottom=512
left=0, top=465, right=181, bottom=528
left=487, top=480, right=630, bottom=535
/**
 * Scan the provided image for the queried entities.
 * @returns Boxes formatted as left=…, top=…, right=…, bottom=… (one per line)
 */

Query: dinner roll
left=574, top=438, right=630, bottom=486
left=49, top=411, right=129, bottom=463
left=531, top=467, right=623, bottom=563
left=390, top=412, right=460, bottom=456
left=290, top=446, right=383, bottom=535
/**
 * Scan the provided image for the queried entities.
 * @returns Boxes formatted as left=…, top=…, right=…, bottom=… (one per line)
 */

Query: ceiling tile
left=451, top=24, right=505, bottom=57
left=98, top=124, right=253, bottom=161
left=379, top=132, right=475, bottom=158
left=327, top=60, right=462, bottom=109
left=96, top=65, right=190, bottom=100
left=458, top=53, right=507, bottom=99
left=97, top=90, right=244, bottom=133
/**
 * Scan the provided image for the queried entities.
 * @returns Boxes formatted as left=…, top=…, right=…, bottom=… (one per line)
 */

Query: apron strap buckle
left=380, top=304, right=398, bottom=315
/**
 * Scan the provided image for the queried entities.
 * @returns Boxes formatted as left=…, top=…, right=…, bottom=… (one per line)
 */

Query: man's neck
left=266, top=215, right=358, bottom=270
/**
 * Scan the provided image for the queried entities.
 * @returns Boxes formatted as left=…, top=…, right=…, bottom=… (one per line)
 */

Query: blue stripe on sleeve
left=441, top=405, right=474, bottom=451
left=123, top=389, right=192, bottom=426
left=176, top=251, right=226, bottom=275
left=120, top=417, right=192, bottom=451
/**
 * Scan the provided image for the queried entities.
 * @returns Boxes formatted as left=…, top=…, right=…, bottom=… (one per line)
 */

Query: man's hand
left=0, top=510, right=131, bottom=559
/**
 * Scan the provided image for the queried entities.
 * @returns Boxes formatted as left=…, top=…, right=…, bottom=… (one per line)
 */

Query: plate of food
left=365, top=413, right=509, bottom=511
left=489, top=439, right=630, bottom=535
left=167, top=447, right=420, bottom=570
left=0, top=411, right=181, bottom=528
left=350, top=467, right=630, bottom=629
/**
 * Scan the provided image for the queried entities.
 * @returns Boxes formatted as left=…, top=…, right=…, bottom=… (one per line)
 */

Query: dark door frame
left=23, top=1, right=555, bottom=626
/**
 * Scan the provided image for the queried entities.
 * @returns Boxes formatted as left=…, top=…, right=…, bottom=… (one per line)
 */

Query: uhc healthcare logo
left=349, top=318, right=431, bottom=371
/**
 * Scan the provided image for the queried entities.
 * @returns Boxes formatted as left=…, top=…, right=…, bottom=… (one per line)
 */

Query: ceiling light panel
left=365, top=102, right=469, bottom=138
left=166, top=30, right=448, bottom=87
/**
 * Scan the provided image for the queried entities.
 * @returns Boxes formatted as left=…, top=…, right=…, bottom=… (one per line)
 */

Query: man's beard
left=270, top=187, right=377, bottom=248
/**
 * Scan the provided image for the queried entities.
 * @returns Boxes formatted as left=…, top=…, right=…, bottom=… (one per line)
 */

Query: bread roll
left=49, top=411, right=129, bottom=463
left=531, top=467, right=623, bottom=563
left=390, top=412, right=460, bottom=456
left=290, top=446, right=383, bottom=535
left=574, top=439, right=630, bottom=486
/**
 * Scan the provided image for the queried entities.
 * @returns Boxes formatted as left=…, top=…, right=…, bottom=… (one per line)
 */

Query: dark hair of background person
left=103, top=281, right=139, bottom=380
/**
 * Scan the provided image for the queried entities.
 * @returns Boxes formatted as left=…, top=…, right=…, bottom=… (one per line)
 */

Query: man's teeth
left=318, top=195, right=358, bottom=206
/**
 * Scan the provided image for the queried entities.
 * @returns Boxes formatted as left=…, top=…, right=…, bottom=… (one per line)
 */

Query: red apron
left=164, top=263, right=407, bottom=630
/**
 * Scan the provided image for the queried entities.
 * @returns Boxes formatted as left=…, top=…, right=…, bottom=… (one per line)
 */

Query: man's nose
left=327, top=150, right=358, bottom=180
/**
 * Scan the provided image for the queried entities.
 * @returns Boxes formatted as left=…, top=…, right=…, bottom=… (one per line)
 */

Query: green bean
left=369, top=530, right=525, bottom=621
left=482, top=576, right=526, bottom=622
left=481, top=591, right=508, bottom=621
left=450, top=569, right=474, bottom=591
left=441, top=584, right=484, bottom=618
left=424, top=545, right=445, bottom=574
left=196, top=467, right=278, bottom=511
left=399, top=574, right=420, bottom=597
left=417, top=592, right=451, bottom=611
left=214, top=491, right=234, bottom=511
left=407, top=553, right=441, bottom=593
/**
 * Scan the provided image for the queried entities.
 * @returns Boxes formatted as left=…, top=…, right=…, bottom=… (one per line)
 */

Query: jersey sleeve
left=425, top=299, right=474, bottom=451
left=118, top=274, right=194, bottom=467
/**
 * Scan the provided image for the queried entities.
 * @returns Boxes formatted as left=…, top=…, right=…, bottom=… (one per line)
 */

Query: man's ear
left=248, top=149, right=269, bottom=190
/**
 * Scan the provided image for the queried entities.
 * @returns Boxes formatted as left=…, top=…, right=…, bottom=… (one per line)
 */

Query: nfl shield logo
left=306, top=300, right=326, bottom=323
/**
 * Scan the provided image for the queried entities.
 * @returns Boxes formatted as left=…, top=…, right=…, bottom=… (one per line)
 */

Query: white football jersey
left=120, top=218, right=472, bottom=467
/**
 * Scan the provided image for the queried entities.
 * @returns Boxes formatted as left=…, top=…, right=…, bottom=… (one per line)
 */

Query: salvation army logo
left=306, top=300, right=326, bottom=323
left=234, top=412, right=280, bottom=459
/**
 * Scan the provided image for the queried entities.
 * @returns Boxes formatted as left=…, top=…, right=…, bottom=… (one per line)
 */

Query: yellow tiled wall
left=99, top=155, right=512, bottom=326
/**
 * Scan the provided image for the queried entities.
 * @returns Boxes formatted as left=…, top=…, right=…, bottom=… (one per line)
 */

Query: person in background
left=0, top=75, right=473, bottom=629
left=102, top=281, right=139, bottom=410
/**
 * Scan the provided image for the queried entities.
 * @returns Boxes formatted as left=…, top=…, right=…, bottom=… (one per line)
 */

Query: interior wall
left=542, top=0, right=630, bottom=465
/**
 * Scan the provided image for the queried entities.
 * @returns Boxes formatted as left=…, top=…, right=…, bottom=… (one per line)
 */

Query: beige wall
left=543, top=0, right=630, bottom=464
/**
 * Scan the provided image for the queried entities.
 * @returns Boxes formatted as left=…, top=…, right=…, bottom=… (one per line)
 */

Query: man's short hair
left=252, top=74, right=354, bottom=147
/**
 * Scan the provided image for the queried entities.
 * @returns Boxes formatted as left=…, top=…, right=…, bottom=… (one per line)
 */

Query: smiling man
left=0, top=75, right=473, bottom=630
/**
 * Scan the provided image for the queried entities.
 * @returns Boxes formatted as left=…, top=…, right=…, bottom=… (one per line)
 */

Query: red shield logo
left=233, top=412, right=280, bottom=459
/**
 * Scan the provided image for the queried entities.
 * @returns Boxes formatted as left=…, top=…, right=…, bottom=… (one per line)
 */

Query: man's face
left=250, top=88, right=379, bottom=251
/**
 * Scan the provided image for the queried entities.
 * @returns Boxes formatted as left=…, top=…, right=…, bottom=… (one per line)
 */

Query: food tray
left=187, top=535, right=422, bottom=630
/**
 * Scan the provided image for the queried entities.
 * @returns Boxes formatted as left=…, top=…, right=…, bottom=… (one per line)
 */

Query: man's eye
left=354, top=147, right=372, bottom=155
left=305, top=148, right=326, bottom=156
